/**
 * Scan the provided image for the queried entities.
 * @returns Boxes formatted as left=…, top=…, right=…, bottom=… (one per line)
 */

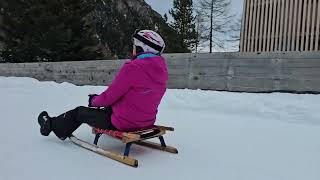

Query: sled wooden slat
left=71, top=125, right=178, bottom=167
left=154, top=125, right=174, bottom=131
left=69, top=135, right=138, bottom=167
left=92, top=125, right=174, bottom=143
left=134, top=140, right=178, bottom=154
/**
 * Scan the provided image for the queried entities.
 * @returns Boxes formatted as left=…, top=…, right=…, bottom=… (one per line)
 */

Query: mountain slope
left=94, top=0, right=188, bottom=58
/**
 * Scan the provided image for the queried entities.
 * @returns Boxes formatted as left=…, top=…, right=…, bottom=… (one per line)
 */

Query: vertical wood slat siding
left=251, top=0, right=257, bottom=51
left=283, top=0, right=289, bottom=51
left=242, top=0, right=247, bottom=52
left=244, top=0, right=251, bottom=52
left=301, top=0, right=308, bottom=51
left=259, top=0, right=265, bottom=51
left=305, top=0, right=312, bottom=50
left=240, top=0, right=320, bottom=52
left=247, top=0, right=254, bottom=52
left=287, top=0, right=294, bottom=51
left=254, top=0, right=261, bottom=51
left=292, top=0, right=298, bottom=51
left=240, top=0, right=247, bottom=52
left=271, top=0, right=277, bottom=51
left=296, top=0, right=303, bottom=51
left=310, top=0, right=317, bottom=51
left=267, top=0, right=273, bottom=51
left=263, top=0, right=270, bottom=51
left=274, top=0, right=281, bottom=51
left=316, top=0, right=320, bottom=51
left=279, top=0, right=285, bottom=51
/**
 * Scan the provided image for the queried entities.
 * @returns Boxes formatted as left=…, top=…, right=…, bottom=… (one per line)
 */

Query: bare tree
left=226, top=16, right=242, bottom=51
left=195, top=9, right=206, bottom=53
left=196, top=0, right=234, bottom=52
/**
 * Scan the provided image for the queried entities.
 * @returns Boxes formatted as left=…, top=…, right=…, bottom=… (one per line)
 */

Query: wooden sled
left=69, top=125, right=178, bottom=167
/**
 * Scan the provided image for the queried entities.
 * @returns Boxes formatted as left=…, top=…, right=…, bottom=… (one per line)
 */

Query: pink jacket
left=91, top=53, right=168, bottom=131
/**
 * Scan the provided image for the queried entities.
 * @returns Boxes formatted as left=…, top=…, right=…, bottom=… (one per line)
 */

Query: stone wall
left=0, top=52, right=320, bottom=93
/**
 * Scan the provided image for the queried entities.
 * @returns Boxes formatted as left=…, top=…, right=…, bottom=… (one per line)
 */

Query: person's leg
left=38, top=106, right=116, bottom=140
left=75, top=106, right=116, bottom=130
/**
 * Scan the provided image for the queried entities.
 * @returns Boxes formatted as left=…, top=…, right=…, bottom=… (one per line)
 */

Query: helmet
left=133, top=30, right=165, bottom=54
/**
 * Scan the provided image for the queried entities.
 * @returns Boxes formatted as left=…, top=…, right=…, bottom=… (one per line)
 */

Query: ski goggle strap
left=133, top=32, right=164, bottom=52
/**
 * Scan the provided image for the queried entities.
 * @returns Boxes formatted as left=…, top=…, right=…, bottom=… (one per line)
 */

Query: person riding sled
left=38, top=29, right=168, bottom=140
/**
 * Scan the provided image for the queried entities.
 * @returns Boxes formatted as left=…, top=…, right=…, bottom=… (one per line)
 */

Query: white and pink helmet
left=133, top=30, right=166, bottom=54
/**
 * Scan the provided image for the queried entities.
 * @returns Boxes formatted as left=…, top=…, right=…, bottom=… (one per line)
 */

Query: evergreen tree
left=0, top=0, right=108, bottom=63
left=169, top=0, right=197, bottom=51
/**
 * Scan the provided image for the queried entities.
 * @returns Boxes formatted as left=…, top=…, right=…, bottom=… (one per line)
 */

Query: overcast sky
left=144, top=0, right=244, bottom=52
left=145, top=0, right=244, bottom=18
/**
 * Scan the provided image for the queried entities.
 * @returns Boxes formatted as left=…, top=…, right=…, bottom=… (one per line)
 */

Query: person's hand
left=88, top=94, right=98, bottom=107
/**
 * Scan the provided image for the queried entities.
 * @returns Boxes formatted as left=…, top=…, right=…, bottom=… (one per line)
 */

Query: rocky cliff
left=94, top=0, right=185, bottom=58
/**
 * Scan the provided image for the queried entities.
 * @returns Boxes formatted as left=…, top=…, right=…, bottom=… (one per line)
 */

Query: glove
left=88, top=94, right=98, bottom=107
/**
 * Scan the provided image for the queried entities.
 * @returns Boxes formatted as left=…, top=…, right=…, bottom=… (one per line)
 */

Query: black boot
left=38, top=111, right=52, bottom=136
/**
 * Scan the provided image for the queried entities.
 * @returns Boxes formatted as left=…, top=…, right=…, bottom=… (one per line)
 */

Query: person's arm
left=91, top=63, right=133, bottom=107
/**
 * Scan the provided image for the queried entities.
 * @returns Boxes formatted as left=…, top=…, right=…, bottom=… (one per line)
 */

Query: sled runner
left=69, top=125, right=178, bottom=167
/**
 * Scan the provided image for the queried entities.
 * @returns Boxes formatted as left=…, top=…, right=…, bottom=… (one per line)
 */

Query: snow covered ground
left=1, top=76, right=320, bottom=180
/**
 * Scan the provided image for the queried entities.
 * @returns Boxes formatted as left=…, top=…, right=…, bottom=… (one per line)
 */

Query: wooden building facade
left=240, top=0, right=320, bottom=52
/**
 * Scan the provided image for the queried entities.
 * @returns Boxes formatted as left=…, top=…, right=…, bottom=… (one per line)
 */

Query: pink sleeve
left=91, top=63, right=133, bottom=107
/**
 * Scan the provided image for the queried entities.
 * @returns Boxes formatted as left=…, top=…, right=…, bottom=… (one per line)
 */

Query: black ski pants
left=50, top=106, right=117, bottom=140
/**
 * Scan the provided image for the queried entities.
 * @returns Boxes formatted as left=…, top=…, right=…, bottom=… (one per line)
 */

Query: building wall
left=0, top=52, right=320, bottom=93
left=240, top=0, right=320, bottom=52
